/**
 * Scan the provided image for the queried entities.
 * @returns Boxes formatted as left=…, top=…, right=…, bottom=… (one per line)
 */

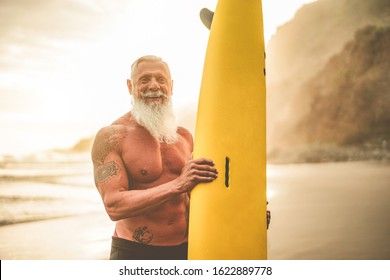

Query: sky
left=0, top=0, right=316, bottom=156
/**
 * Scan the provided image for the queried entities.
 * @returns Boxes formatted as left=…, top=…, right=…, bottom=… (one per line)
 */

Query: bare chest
left=121, top=137, right=190, bottom=187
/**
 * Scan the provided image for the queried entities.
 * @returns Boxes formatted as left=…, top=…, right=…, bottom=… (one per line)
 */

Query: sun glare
left=0, top=0, right=316, bottom=156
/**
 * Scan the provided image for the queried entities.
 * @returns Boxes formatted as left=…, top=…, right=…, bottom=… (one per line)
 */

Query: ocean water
left=0, top=152, right=103, bottom=226
left=0, top=152, right=389, bottom=259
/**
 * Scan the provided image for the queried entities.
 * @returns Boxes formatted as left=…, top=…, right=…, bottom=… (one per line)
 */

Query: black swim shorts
left=109, top=237, right=188, bottom=260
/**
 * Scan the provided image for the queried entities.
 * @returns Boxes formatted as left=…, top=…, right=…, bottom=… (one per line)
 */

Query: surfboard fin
left=200, top=8, right=214, bottom=30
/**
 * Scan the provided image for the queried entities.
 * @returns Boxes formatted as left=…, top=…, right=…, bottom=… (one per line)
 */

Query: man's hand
left=177, top=157, right=218, bottom=192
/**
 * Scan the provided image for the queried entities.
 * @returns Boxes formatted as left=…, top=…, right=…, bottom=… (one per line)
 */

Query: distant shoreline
left=2, top=147, right=389, bottom=166
left=268, top=144, right=390, bottom=164
left=0, top=213, right=81, bottom=227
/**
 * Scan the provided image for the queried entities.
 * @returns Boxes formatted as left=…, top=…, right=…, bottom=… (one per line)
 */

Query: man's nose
left=149, top=78, right=160, bottom=91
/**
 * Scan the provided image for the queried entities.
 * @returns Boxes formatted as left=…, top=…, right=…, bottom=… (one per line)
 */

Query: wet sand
left=267, top=161, right=390, bottom=259
left=0, top=212, right=114, bottom=260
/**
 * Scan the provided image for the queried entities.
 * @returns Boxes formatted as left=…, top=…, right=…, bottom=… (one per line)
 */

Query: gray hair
left=130, top=55, right=171, bottom=81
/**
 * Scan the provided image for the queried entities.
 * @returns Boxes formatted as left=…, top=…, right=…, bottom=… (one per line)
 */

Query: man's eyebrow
left=138, top=74, right=151, bottom=79
left=139, top=73, right=168, bottom=80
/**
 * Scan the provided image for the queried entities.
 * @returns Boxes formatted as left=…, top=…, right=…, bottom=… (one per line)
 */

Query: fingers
left=190, top=157, right=215, bottom=166
left=191, top=169, right=218, bottom=180
left=186, top=159, right=217, bottom=175
left=185, top=158, right=218, bottom=182
left=177, top=157, right=219, bottom=193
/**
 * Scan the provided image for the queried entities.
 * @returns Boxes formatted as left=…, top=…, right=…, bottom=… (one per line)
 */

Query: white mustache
left=142, top=91, right=167, bottom=98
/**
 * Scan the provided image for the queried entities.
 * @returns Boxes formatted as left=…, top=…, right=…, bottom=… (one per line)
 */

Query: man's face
left=129, top=60, right=178, bottom=144
left=130, top=61, right=173, bottom=105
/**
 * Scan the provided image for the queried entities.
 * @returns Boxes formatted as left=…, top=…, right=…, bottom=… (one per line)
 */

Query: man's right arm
left=91, top=125, right=135, bottom=220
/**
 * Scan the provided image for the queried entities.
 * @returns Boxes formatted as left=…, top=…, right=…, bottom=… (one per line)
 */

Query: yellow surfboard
left=188, top=0, right=267, bottom=260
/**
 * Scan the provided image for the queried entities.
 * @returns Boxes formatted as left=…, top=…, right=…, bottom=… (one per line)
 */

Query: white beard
left=131, top=91, right=178, bottom=144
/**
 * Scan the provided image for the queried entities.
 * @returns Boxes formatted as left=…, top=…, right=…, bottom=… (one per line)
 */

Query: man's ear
left=127, top=79, right=133, bottom=95
left=171, top=80, right=174, bottom=95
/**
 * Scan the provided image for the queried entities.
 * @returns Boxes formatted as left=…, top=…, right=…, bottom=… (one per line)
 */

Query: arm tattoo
left=92, top=126, right=126, bottom=165
left=133, top=226, right=154, bottom=244
left=94, top=161, right=119, bottom=184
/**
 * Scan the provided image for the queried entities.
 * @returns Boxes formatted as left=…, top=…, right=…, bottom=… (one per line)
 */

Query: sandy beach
left=0, top=155, right=114, bottom=260
left=0, top=158, right=389, bottom=260
left=0, top=212, right=113, bottom=260
left=267, top=161, right=390, bottom=259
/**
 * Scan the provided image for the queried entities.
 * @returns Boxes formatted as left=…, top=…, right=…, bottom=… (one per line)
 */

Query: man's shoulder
left=177, top=126, right=193, bottom=143
left=94, top=113, right=144, bottom=144
left=111, top=112, right=133, bottom=125
left=177, top=126, right=192, bottom=136
left=95, top=113, right=135, bottom=137
left=92, top=124, right=127, bottom=151
left=95, top=124, right=126, bottom=138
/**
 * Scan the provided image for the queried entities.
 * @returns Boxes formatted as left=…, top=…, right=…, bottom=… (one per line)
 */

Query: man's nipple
left=140, top=169, right=148, bottom=176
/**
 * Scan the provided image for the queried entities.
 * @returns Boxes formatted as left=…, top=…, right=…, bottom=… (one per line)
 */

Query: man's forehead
left=136, top=61, right=171, bottom=77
